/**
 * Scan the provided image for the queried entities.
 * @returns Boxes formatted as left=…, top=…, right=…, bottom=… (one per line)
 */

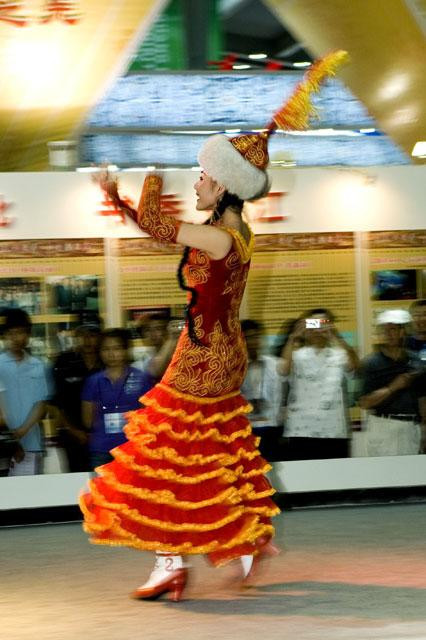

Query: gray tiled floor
left=1, top=504, right=425, bottom=640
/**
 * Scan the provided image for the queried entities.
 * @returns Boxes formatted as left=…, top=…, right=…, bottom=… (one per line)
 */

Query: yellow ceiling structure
left=0, top=0, right=164, bottom=171
left=1, top=0, right=425, bottom=171
left=266, top=0, right=426, bottom=163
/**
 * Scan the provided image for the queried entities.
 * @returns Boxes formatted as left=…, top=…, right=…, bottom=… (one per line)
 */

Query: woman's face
left=194, top=171, right=225, bottom=211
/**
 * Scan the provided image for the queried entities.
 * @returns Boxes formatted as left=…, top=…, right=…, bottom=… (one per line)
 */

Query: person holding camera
left=278, top=308, right=359, bottom=460
left=133, top=315, right=183, bottom=381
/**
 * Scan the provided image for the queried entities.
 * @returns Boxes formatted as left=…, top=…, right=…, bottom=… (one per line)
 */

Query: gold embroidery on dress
left=223, top=251, right=241, bottom=296
left=162, top=230, right=252, bottom=397
left=186, top=249, right=210, bottom=285
left=163, top=317, right=247, bottom=396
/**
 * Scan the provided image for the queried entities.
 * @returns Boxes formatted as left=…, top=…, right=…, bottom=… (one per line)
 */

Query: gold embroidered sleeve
left=135, top=175, right=182, bottom=244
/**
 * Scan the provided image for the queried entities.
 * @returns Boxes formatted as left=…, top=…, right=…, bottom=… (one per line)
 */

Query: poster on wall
left=365, top=230, right=426, bottom=348
left=0, top=239, right=105, bottom=360
left=117, top=237, right=185, bottom=317
left=246, top=232, right=358, bottom=349
left=116, top=232, right=359, bottom=349
left=0, top=239, right=106, bottom=477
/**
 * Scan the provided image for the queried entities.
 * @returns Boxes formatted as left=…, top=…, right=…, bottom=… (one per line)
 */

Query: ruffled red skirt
left=80, top=382, right=280, bottom=566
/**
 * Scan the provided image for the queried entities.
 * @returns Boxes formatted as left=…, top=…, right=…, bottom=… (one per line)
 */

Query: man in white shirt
left=278, top=308, right=359, bottom=460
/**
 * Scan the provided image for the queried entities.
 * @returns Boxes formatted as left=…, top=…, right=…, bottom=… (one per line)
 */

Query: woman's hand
left=92, top=168, right=120, bottom=202
left=291, top=319, right=306, bottom=340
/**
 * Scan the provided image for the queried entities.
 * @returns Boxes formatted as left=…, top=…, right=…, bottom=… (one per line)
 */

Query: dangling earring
left=209, top=207, right=219, bottom=225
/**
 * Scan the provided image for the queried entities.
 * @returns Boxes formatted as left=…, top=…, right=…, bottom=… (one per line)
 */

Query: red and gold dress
left=80, top=176, right=279, bottom=566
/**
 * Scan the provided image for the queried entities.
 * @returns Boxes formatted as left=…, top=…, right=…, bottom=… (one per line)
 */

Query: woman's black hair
left=177, top=191, right=244, bottom=346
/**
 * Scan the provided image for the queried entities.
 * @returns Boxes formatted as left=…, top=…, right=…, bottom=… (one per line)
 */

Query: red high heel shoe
left=131, top=568, right=188, bottom=602
left=241, top=536, right=280, bottom=588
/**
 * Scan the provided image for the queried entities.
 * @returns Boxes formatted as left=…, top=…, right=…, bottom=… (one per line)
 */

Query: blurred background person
left=0, top=308, right=49, bottom=475
left=358, top=309, right=425, bottom=456
left=406, top=299, right=426, bottom=363
left=71, top=278, right=89, bottom=312
left=52, top=323, right=102, bottom=472
left=56, top=277, right=73, bottom=313
left=278, top=308, right=359, bottom=460
left=144, top=318, right=184, bottom=381
left=240, top=319, right=284, bottom=461
left=0, top=384, right=24, bottom=476
left=133, top=313, right=172, bottom=380
left=82, top=328, right=154, bottom=470
left=273, top=317, right=305, bottom=432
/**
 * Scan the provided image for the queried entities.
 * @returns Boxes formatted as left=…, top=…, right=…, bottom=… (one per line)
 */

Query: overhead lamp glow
left=379, top=73, right=409, bottom=101
left=162, top=130, right=220, bottom=135
left=271, top=160, right=296, bottom=167
left=248, top=53, right=267, bottom=60
left=233, top=64, right=251, bottom=70
left=5, top=37, right=65, bottom=108
left=412, top=141, right=426, bottom=157
left=285, top=128, right=362, bottom=137
left=293, top=61, right=311, bottom=68
left=76, top=166, right=101, bottom=173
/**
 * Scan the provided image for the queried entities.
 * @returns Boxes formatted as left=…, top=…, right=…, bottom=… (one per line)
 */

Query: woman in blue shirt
left=82, top=328, right=154, bottom=470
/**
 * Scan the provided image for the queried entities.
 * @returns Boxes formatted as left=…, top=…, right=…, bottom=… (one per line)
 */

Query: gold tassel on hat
left=198, top=50, right=348, bottom=200
left=267, top=50, right=349, bottom=133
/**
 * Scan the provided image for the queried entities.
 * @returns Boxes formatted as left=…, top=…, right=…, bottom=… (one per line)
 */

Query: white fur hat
left=198, top=133, right=270, bottom=201
left=198, top=50, right=348, bottom=202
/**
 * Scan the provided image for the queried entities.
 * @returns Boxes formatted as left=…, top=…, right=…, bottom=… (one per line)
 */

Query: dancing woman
left=80, top=51, right=347, bottom=601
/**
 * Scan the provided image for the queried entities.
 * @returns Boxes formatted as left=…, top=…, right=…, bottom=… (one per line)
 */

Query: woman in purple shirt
left=82, top=328, right=154, bottom=470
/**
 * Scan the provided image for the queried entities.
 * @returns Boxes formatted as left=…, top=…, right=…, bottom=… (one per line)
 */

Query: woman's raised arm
left=104, top=173, right=233, bottom=260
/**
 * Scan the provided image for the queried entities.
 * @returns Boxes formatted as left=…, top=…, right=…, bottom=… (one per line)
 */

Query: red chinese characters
left=0, top=196, right=13, bottom=227
left=245, top=191, right=289, bottom=223
left=39, top=1, right=81, bottom=24
left=0, top=1, right=28, bottom=26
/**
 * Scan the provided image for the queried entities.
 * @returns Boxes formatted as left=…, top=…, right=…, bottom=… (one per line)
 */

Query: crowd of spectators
left=0, top=308, right=180, bottom=475
left=241, top=301, right=425, bottom=462
left=0, top=300, right=425, bottom=476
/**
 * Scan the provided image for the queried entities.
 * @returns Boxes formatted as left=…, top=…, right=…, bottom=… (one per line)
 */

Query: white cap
left=376, top=309, right=412, bottom=325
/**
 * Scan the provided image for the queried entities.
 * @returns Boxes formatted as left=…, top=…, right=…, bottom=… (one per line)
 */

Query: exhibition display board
left=0, top=168, right=425, bottom=504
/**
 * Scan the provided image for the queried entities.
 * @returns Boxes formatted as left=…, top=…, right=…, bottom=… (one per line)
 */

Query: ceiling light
left=248, top=53, right=267, bottom=60
left=379, top=74, right=410, bottom=101
left=412, top=141, right=426, bottom=157
left=285, top=128, right=362, bottom=137
left=293, top=61, right=311, bottom=68
left=233, top=64, right=251, bottom=70
left=162, top=130, right=219, bottom=135
left=270, top=160, right=296, bottom=167
left=76, top=166, right=101, bottom=173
